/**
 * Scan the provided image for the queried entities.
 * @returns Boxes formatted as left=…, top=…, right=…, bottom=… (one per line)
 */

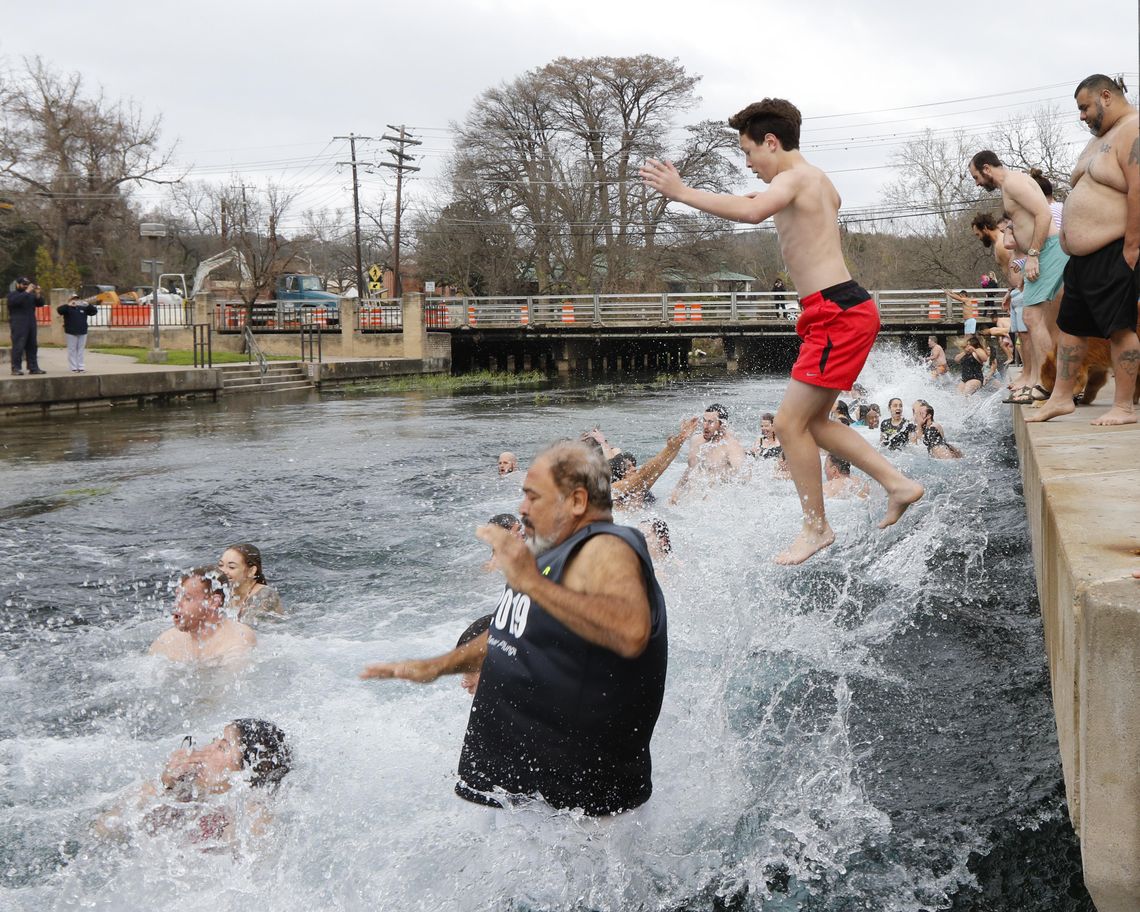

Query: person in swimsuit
left=640, top=97, right=922, bottom=564
left=926, top=335, right=949, bottom=378
left=879, top=398, right=915, bottom=451
left=94, top=719, right=291, bottom=846
left=954, top=334, right=989, bottom=396
left=218, top=543, right=283, bottom=623
left=747, top=412, right=783, bottom=459
left=911, top=400, right=963, bottom=459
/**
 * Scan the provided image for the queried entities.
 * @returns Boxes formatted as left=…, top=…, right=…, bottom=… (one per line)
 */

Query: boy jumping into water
left=640, top=98, right=924, bottom=564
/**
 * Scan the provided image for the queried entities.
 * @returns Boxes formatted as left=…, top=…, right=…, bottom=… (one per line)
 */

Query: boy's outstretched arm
left=640, top=158, right=795, bottom=225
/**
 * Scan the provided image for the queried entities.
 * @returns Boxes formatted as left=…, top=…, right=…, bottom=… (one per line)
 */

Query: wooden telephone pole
left=377, top=125, right=420, bottom=297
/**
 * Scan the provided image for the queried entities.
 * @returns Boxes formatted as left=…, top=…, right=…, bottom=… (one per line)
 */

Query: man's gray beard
left=526, top=532, right=557, bottom=555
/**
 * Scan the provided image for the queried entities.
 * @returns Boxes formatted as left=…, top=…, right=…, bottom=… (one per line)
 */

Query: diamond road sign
left=367, top=264, right=382, bottom=282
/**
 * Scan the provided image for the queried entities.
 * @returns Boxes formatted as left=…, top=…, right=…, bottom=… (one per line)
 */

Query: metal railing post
left=730, top=291, right=738, bottom=321
left=593, top=293, right=601, bottom=324
left=661, top=292, right=669, bottom=323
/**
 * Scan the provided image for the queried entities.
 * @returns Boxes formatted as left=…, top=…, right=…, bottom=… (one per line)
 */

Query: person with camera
left=6, top=277, right=46, bottom=375
left=57, top=293, right=99, bottom=372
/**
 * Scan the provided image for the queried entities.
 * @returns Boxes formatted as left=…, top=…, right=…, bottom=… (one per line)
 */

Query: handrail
left=242, top=324, right=268, bottom=375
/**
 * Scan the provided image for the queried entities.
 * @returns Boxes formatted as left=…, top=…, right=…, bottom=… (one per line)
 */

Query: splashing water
left=0, top=350, right=1089, bottom=911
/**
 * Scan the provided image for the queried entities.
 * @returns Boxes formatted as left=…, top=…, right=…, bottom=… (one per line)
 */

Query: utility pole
left=378, top=125, right=420, bottom=297
left=334, top=133, right=374, bottom=300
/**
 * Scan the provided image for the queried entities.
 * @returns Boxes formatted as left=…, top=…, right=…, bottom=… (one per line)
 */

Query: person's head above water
left=519, top=440, right=611, bottom=555
left=230, top=718, right=292, bottom=789
left=488, top=513, right=521, bottom=535
left=218, top=543, right=268, bottom=588
left=825, top=454, right=852, bottom=478
left=172, top=566, right=228, bottom=633
left=639, top=518, right=672, bottom=561
left=609, top=451, right=637, bottom=481
left=497, top=452, right=519, bottom=476
left=864, top=404, right=881, bottom=429
left=702, top=404, right=729, bottom=441
left=162, top=719, right=290, bottom=798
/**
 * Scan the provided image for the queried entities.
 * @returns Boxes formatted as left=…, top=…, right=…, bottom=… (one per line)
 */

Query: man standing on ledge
left=6, top=277, right=46, bottom=375
left=362, top=440, right=667, bottom=816
left=1028, top=74, right=1139, bottom=426
left=640, top=98, right=922, bottom=564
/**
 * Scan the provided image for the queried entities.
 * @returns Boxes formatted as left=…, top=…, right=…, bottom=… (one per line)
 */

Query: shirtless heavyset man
left=149, top=567, right=256, bottom=663
left=669, top=404, right=745, bottom=503
left=1028, top=74, right=1140, bottom=426
left=640, top=98, right=922, bottom=564
left=969, top=151, right=1068, bottom=400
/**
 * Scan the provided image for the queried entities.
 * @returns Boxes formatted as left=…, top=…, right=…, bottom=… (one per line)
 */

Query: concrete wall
left=0, top=368, right=222, bottom=416
left=1013, top=401, right=1140, bottom=912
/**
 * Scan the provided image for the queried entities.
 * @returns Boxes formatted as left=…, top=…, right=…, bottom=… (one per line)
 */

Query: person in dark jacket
left=6, top=277, right=46, bottom=375
left=57, top=294, right=99, bottom=372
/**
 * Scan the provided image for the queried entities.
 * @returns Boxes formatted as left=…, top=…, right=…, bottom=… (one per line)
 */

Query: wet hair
left=456, top=613, right=493, bottom=648
left=1028, top=169, right=1053, bottom=198
left=966, top=334, right=985, bottom=348
left=728, top=98, right=802, bottom=150
left=181, top=566, right=228, bottom=601
left=916, top=399, right=934, bottom=421
left=1074, top=74, right=1127, bottom=98
left=224, top=543, right=268, bottom=585
left=488, top=513, right=519, bottom=530
left=833, top=400, right=851, bottom=420
left=970, top=150, right=1002, bottom=171
left=827, top=454, right=852, bottom=475
left=705, top=403, right=729, bottom=422
left=971, top=211, right=999, bottom=232
left=230, top=719, right=291, bottom=789
left=760, top=412, right=775, bottom=423
left=865, top=403, right=881, bottom=415
left=541, top=440, right=612, bottom=512
left=609, top=452, right=637, bottom=481
left=888, top=397, right=902, bottom=409
left=578, top=433, right=605, bottom=456
left=644, top=518, right=672, bottom=555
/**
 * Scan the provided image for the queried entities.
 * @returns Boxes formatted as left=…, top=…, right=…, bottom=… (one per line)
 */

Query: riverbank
left=1012, top=385, right=1139, bottom=912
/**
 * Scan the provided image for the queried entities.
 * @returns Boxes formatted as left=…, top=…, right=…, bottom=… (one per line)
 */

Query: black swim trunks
left=1057, top=237, right=1139, bottom=339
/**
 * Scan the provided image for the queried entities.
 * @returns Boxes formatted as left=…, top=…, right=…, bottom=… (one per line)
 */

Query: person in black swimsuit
left=911, top=400, right=963, bottom=459
left=954, top=334, right=989, bottom=396
left=879, top=398, right=915, bottom=450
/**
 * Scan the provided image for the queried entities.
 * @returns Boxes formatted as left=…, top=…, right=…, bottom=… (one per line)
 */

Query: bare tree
left=0, top=57, right=178, bottom=274
left=989, top=104, right=1076, bottom=196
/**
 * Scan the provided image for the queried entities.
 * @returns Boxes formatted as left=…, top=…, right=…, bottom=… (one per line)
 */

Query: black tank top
left=456, top=522, right=668, bottom=815
left=960, top=352, right=984, bottom=383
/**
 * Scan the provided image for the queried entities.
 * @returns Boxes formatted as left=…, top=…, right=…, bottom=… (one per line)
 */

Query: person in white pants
left=56, top=295, right=99, bottom=372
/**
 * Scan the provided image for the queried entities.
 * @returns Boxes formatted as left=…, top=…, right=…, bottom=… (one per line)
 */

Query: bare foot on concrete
left=1025, top=398, right=1076, bottom=422
left=879, top=480, right=924, bottom=529
left=1091, top=407, right=1137, bottom=426
left=774, top=524, right=835, bottom=565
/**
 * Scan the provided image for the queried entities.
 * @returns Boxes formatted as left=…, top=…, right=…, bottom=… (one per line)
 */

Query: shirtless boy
left=969, top=151, right=1067, bottom=401
left=149, top=567, right=256, bottom=663
left=1028, top=74, right=1140, bottom=426
left=641, top=98, right=922, bottom=563
left=925, top=335, right=949, bottom=378
left=669, top=404, right=745, bottom=503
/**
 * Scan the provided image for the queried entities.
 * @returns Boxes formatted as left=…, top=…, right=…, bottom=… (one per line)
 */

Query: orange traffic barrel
left=927, top=300, right=941, bottom=320
left=560, top=301, right=575, bottom=323
left=519, top=304, right=529, bottom=325
left=673, top=301, right=687, bottom=322
left=689, top=301, right=703, bottom=322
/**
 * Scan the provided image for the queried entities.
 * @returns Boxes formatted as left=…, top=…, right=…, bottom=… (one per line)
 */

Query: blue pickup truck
left=250, top=274, right=341, bottom=327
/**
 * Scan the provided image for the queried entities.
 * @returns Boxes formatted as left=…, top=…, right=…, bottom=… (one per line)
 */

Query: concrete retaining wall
left=0, top=368, right=222, bottom=417
left=1013, top=399, right=1139, bottom=912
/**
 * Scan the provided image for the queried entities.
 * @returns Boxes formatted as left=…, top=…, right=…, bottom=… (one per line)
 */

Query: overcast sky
left=3, top=0, right=1137, bottom=233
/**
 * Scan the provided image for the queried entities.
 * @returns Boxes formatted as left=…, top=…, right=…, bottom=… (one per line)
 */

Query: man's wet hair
left=1075, top=74, right=1128, bottom=98
left=970, top=150, right=1002, bottom=171
left=1028, top=168, right=1053, bottom=198
left=456, top=613, right=493, bottom=648
left=705, top=403, right=729, bottom=422
left=231, top=719, right=291, bottom=789
left=488, top=513, right=519, bottom=530
left=827, top=455, right=852, bottom=475
left=180, top=566, right=228, bottom=601
left=728, top=98, right=802, bottom=151
left=609, top=452, right=637, bottom=481
left=542, top=440, right=612, bottom=511
left=971, top=211, right=999, bottom=232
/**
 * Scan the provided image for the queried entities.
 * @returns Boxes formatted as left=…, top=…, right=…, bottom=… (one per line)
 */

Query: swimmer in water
left=911, top=400, right=963, bottom=459
left=639, top=518, right=674, bottom=564
left=149, top=567, right=256, bottom=663
left=483, top=514, right=523, bottom=570
left=498, top=452, right=519, bottom=476
left=610, top=416, right=700, bottom=508
left=926, top=335, right=949, bottom=378
left=747, top=412, right=783, bottom=459
left=879, top=398, right=915, bottom=451
left=218, top=543, right=283, bottom=623
left=822, top=454, right=870, bottom=499
left=669, top=404, right=746, bottom=503
left=94, top=719, right=291, bottom=845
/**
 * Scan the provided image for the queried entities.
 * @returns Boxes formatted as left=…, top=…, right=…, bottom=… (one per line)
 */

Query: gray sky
left=3, top=0, right=1138, bottom=233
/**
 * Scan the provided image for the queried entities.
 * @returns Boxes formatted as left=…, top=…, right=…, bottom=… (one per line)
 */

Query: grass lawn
left=88, top=346, right=294, bottom=365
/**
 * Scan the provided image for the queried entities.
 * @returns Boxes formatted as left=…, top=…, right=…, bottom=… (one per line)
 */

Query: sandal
left=1031, top=385, right=1051, bottom=400
left=1003, top=388, right=1036, bottom=404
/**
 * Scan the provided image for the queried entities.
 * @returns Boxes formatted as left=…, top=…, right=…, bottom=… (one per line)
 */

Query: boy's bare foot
left=879, top=480, right=924, bottom=529
left=774, top=525, right=835, bottom=565
left=1091, top=407, right=1136, bottom=426
left=1025, top=399, right=1076, bottom=422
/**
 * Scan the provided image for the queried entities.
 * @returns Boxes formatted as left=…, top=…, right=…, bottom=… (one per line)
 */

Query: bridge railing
left=212, top=300, right=341, bottom=332
left=425, top=288, right=1002, bottom=329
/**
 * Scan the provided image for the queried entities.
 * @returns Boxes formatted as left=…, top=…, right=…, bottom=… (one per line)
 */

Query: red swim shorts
left=791, top=280, right=880, bottom=390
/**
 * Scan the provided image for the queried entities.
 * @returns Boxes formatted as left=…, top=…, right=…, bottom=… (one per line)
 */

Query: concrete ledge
left=305, top=358, right=450, bottom=385
left=1013, top=393, right=1140, bottom=912
left=0, top=369, right=223, bottom=419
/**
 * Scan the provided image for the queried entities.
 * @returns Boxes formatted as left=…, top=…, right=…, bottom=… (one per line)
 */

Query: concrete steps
left=219, top=362, right=314, bottom=394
